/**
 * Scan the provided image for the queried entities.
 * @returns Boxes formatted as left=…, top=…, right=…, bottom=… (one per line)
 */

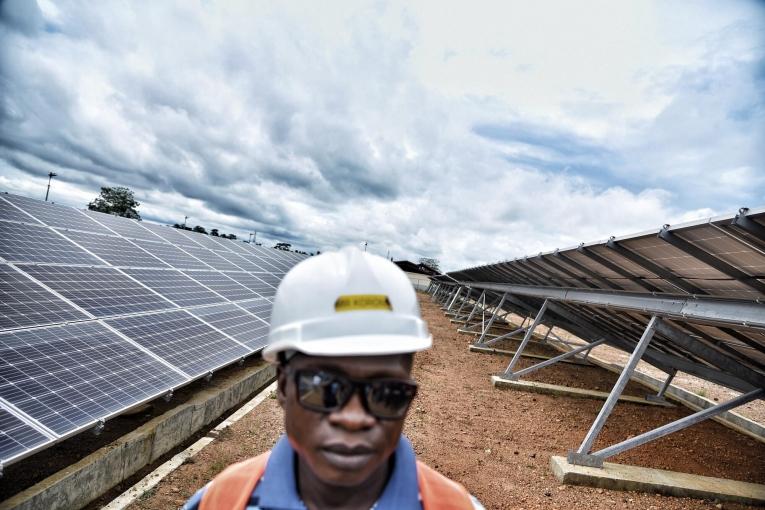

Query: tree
left=193, top=225, right=208, bottom=234
left=419, top=257, right=440, bottom=272
left=210, top=228, right=220, bottom=237
left=274, top=242, right=292, bottom=251
left=88, top=186, right=141, bottom=219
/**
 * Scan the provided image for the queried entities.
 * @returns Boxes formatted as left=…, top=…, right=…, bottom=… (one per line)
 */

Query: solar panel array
left=0, top=191, right=308, bottom=467
left=437, top=206, right=765, bottom=395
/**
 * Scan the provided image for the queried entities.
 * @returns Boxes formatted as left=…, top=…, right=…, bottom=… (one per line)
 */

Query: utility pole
left=44, top=172, right=57, bottom=202
left=183, top=216, right=188, bottom=228
left=364, top=241, right=368, bottom=252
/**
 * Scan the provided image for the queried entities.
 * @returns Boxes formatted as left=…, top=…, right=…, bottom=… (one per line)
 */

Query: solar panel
left=235, top=297, right=273, bottom=324
left=131, top=239, right=211, bottom=270
left=83, top=210, right=162, bottom=242
left=140, top=222, right=202, bottom=247
left=0, top=264, right=89, bottom=330
left=123, top=269, right=226, bottom=307
left=0, top=196, right=43, bottom=225
left=20, top=265, right=176, bottom=317
left=183, top=270, right=259, bottom=300
left=0, top=192, right=299, bottom=469
left=180, top=245, right=244, bottom=271
left=230, top=272, right=276, bottom=298
left=60, top=230, right=169, bottom=268
left=176, top=229, right=221, bottom=249
left=216, top=251, right=267, bottom=272
left=0, top=406, right=49, bottom=464
left=0, top=221, right=103, bottom=265
left=257, top=272, right=285, bottom=289
left=106, top=310, right=251, bottom=377
left=190, top=303, right=269, bottom=350
left=0, top=321, right=187, bottom=435
left=2, top=194, right=113, bottom=234
left=244, top=253, right=284, bottom=272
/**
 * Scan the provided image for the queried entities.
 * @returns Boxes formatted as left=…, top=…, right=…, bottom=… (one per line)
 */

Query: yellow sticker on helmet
left=335, top=294, right=392, bottom=312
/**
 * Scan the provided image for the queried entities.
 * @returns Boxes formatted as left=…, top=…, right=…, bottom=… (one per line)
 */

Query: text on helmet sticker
left=335, top=294, right=392, bottom=312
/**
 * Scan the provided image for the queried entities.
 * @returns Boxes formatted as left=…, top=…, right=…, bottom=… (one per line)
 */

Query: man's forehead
left=287, top=353, right=413, bottom=378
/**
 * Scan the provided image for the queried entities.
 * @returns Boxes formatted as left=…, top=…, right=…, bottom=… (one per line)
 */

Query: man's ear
left=276, top=365, right=288, bottom=409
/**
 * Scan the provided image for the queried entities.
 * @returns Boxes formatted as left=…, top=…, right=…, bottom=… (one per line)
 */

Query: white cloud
left=0, top=0, right=763, bottom=270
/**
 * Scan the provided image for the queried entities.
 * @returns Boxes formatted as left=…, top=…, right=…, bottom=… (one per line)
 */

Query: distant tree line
left=86, top=186, right=319, bottom=253
left=171, top=223, right=237, bottom=239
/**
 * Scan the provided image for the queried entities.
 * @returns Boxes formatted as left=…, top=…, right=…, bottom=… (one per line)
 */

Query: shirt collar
left=254, top=434, right=421, bottom=510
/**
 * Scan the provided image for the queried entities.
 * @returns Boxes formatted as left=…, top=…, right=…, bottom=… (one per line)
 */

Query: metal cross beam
left=606, top=238, right=705, bottom=295
left=577, top=245, right=662, bottom=293
left=505, top=338, right=605, bottom=380
left=504, top=299, right=549, bottom=375
left=658, top=227, right=765, bottom=295
left=447, top=281, right=765, bottom=329
left=590, top=388, right=764, bottom=465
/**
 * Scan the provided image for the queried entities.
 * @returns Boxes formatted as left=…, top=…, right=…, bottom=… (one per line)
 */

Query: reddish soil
left=126, top=294, right=765, bottom=510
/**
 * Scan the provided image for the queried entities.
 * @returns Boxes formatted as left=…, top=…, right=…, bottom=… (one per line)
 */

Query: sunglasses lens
left=297, top=370, right=352, bottom=411
left=365, top=381, right=417, bottom=419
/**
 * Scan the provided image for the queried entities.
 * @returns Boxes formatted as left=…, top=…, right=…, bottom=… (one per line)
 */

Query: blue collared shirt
left=182, top=434, right=483, bottom=510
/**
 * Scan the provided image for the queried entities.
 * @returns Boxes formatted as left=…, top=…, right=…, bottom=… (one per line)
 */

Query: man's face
left=277, top=354, right=413, bottom=487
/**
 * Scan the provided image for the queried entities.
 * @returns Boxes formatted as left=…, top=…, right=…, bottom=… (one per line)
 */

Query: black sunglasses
left=291, top=368, right=418, bottom=420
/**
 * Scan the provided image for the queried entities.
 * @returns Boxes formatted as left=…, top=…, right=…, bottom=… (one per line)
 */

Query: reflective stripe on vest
left=199, top=451, right=474, bottom=510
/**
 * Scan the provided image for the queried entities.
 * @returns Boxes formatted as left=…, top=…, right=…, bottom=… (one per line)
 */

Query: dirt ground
left=126, top=293, right=765, bottom=510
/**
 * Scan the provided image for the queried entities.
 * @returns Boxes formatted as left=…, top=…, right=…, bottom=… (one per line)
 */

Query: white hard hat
left=262, top=246, right=432, bottom=363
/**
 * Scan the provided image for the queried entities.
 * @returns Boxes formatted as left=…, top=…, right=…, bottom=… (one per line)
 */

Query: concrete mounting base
left=491, top=376, right=674, bottom=407
left=0, top=361, right=276, bottom=510
left=470, top=345, right=590, bottom=365
left=550, top=455, right=765, bottom=505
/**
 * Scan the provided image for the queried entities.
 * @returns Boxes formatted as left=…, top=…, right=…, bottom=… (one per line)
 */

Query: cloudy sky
left=1, top=0, right=763, bottom=270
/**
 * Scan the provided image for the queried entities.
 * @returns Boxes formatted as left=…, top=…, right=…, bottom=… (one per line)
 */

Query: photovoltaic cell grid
left=0, top=407, right=48, bottom=463
left=184, top=270, right=259, bottom=300
left=235, top=298, right=273, bottom=324
left=0, top=196, right=42, bottom=224
left=0, top=264, right=89, bottom=330
left=60, top=230, right=169, bottom=268
left=106, top=311, right=250, bottom=377
left=123, top=269, right=225, bottom=307
left=181, top=245, right=244, bottom=271
left=0, top=221, right=102, bottom=265
left=83, top=210, right=162, bottom=242
left=233, top=272, right=276, bottom=298
left=2, top=193, right=113, bottom=235
left=132, top=239, right=211, bottom=270
left=0, top=192, right=306, bottom=466
left=0, top=322, right=187, bottom=435
left=190, top=303, right=269, bottom=350
left=21, top=265, right=175, bottom=317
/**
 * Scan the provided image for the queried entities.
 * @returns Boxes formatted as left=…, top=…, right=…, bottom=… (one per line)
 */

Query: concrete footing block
left=550, top=455, right=765, bottom=505
left=491, top=376, right=674, bottom=407
left=0, top=362, right=275, bottom=510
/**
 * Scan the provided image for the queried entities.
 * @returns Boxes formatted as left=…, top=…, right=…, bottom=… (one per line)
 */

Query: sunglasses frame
left=289, top=368, right=418, bottom=420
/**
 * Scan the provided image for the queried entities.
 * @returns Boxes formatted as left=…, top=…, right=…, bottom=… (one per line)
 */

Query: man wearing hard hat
left=183, top=247, right=483, bottom=509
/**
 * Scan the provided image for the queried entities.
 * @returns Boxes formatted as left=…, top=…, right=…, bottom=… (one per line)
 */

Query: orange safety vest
left=200, top=451, right=475, bottom=510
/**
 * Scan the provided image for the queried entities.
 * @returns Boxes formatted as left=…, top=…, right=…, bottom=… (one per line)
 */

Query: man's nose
left=327, top=390, right=376, bottom=430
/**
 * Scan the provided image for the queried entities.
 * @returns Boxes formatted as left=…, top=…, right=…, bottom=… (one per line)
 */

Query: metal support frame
left=732, top=207, right=765, bottom=239
left=504, top=299, right=549, bottom=375
left=448, top=281, right=765, bottom=330
left=504, top=338, right=606, bottom=380
left=483, top=327, right=527, bottom=347
left=588, top=388, right=764, bottom=466
left=454, top=287, right=472, bottom=317
left=475, top=293, right=508, bottom=343
left=646, top=369, right=676, bottom=403
left=447, top=286, right=464, bottom=311
left=569, top=316, right=660, bottom=467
